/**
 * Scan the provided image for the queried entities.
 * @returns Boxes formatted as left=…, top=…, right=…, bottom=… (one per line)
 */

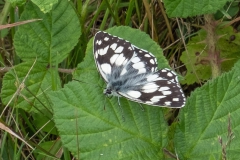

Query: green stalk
left=125, top=0, right=134, bottom=25
left=204, top=14, right=221, bottom=78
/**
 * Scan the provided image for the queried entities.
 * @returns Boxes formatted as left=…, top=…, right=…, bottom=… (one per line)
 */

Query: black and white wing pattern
left=93, top=31, right=186, bottom=108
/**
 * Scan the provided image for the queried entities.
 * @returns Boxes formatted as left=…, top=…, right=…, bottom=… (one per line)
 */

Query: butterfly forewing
left=129, top=46, right=158, bottom=73
left=94, top=31, right=135, bottom=82
left=93, top=31, right=186, bottom=108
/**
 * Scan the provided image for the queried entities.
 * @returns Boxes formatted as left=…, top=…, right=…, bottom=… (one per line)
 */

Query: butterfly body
left=94, top=31, right=186, bottom=108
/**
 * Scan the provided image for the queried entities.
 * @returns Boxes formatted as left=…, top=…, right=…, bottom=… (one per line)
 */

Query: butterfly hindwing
left=118, top=69, right=185, bottom=107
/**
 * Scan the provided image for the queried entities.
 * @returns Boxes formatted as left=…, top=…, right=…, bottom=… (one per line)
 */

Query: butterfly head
left=104, top=83, right=122, bottom=98
left=104, top=88, right=112, bottom=96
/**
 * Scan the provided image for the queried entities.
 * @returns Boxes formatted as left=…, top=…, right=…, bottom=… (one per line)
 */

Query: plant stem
left=204, top=14, right=221, bottom=78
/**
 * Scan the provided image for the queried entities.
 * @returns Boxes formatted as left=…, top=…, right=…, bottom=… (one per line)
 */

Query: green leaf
left=164, top=0, right=234, bottom=18
left=174, top=60, right=240, bottom=159
left=14, top=0, right=81, bottom=64
left=31, top=0, right=58, bottom=13
left=6, top=0, right=26, bottom=7
left=49, top=26, right=172, bottom=159
left=180, top=25, right=240, bottom=84
left=1, top=61, right=61, bottom=112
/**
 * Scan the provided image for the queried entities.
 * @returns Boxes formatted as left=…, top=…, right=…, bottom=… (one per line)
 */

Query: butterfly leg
left=103, top=97, right=107, bottom=110
left=117, top=97, right=125, bottom=121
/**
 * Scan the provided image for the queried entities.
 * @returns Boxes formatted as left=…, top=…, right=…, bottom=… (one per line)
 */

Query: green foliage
left=1, top=62, right=60, bottom=112
left=180, top=25, right=240, bottom=84
left=215, top=1, right=239, bottom=20
left=1, top=0, right=240, bottom=159
left=175, top=60, right=240, bottom=159
left=14, top=0, right=81, bottom=64
left=31, top=0, right=58, bottom=13
left=1, top=1, right=81, bottom=158
left=34, top=139, right=62, bottom=159
left=7, top=0, right=57, bottom=12
left=1, top=0, right=81, bottom=112
left=6, top=0, right=25, bottom=7
left=164, top=0, right=235, bottom=18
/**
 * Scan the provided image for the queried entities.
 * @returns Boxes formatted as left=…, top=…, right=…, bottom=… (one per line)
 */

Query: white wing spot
left=145, top=101, right=152, bottom=104
left=165, top=101, right=171, bottom=106
left=150, top=59, right=155, bottom=64
left=162, top=91, right=172, bottom=95
left=144, top=54, right=151, bottom=57
left=155, top=77, right=165, bottom=81
left=104, top=37, right=109, bottom=41
left=170, top=79, right=176, bottom=83
left=115, top=46, right=124, bottom=53
left=115, top=53, right=126, bottom=66
left=96, top=40, right=102, bottom=45
left=161, top=69, right=167, bottom=72
left=167, top=72, right=173, bottom=77
left=101, top=63, right=111, bottom=74
left=146, top=74, right=158, bottom=81
left=150, top=96, right=166, bottom=103
left=137, top=68, right=146, bottom=74
left=132, top=62, right=145, bottom=69
left=143, top=88, right=158, bottom=93
left=159, top=87, right=170, bottom=91
left=142, top=83, right=158, bottom=89
left=110, top=43, right=117, bottom=50
left=173, top=98, right=179, bottom=101
left=110, top=54, right=119, bottom=64
left=131, top=57, right=141, bottom=63
left=142, top=83, right=158, bottom=93
left=98, top=46, right=109, bottom=55
left=127, top=91, right=141, bottom=98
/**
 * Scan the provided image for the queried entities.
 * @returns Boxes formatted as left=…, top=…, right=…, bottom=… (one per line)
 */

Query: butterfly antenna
left=117, top=97, right=125, bottom=121
left=138, top=103, right=145, bottom=111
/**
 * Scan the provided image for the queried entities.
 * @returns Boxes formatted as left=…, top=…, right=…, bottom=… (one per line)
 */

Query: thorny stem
left=204, top=14, right=221, bottom=78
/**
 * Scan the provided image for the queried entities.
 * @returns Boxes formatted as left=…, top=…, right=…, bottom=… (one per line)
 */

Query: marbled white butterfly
left=93, top=31, right=186, bottom=108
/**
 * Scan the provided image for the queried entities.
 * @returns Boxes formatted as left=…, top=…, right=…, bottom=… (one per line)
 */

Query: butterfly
left=93, top=31, right=186, bottom=108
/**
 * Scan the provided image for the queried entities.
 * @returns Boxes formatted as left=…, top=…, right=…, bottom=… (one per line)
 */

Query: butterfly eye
left=104, top=88, right=112, bottom=95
